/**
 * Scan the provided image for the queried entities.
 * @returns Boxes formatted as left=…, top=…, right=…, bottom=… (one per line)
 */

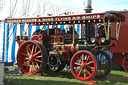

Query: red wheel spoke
left=31, top=44, right=35, bottom=55
left=101, top=59, right=107, bottom=62
left=29, top=65, right=33, bottom=72
left=75, top=63, right=81, bottom=66
left=35, top=62, right=40, bottom=68
left=36, top=55, right=42, bottom=58
left=23, top=61, right=30, bottom=70
left=78, top=68, right=83, bottom=76
left=77, top=57, right=82, bottom=63
left=86, top=61, right=94, bottom=65
left=86, top=56, right=90, bottom=63
left=23, top=62, right=27, bottom=65
left=32, top=62, right=37, bottom=70
left=27, top=62, right=30, bottom=70
left=26, top=47, right=30, bottom=55
left=88, top=66, right=94, bottom=70
left=35, top=59, right=42, bottom=63
left=84, top=69, right=86, bottom=77
left=22, top=53, right=29, bottom=57
left=34, top=46, right=37, bottom=54
left=34, top=50, right=41, bottom=56
left=100, top=55, right=103, bottom=61
left=86, top=69, right=91, bottom=75
left=28, top=45, right=32, bottom=54
left=24, top=57, right=29, bottom=60
left=82, top=54, right=84, bottom=63
left=75, top=67, right=81, bottom=70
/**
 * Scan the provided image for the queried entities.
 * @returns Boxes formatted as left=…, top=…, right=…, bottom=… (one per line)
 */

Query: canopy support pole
left=73, top=22, right=75, bottom=44
left=20, top=24, right=22, bottom=40
left=4, top=23, right=7, bottom=62
left=28, top=24, right=30, bottom=39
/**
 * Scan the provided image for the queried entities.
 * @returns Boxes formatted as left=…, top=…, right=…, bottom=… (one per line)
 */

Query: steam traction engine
left=5, top=11, right=125, bottom=81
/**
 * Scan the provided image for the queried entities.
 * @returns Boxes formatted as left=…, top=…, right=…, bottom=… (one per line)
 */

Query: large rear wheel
left=70, top=50, right=98, bottom=81
left=17, top=41, right=48, bottom=75
left=95, top=51, right=112, bottom=78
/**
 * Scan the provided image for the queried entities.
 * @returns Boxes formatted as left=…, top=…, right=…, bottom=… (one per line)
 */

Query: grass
left=4, top=69, right=128, bottom=85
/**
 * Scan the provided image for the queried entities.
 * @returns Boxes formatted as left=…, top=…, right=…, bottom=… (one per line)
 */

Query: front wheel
left=70, top=50, right=98, bottom=81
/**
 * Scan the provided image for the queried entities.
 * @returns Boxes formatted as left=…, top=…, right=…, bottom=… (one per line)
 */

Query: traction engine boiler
left=5, top=11, right=125, bottom=81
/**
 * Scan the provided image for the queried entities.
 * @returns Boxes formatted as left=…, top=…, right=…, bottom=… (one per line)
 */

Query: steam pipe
left=84, top=0, right=93, bottom=13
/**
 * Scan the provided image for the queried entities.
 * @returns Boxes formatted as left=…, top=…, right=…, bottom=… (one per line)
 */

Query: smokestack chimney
left=84, top=0, right=93, bottom=13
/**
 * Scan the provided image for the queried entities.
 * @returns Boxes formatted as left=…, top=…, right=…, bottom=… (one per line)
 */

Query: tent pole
left=28, top=24, right=30, bottom=39
left=81, top=24, right=83, bottom=39
left=72, top=23, right=75, bottom=44
left=47, top=25, right=49, bottom=36
left=20, top=24, right=22, bottom=40
left=4, top=23, right=7, bottom=62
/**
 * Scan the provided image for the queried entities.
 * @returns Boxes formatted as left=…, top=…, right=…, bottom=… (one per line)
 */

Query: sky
left=48, top=0, right=128, bottom=13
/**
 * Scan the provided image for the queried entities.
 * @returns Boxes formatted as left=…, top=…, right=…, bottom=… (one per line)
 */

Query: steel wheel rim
left=17, top=41, right=43, bottom=75
left=123, top=57, right=128, bottom=72
left=71, top=51, right=97, bottom=80
left=96, top=51, right=111, bottom=77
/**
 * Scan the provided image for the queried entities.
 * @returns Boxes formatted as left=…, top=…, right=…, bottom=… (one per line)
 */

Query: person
left=68, top=25, right=77, bottom=34
left=97, top=25, right=105, bottom=37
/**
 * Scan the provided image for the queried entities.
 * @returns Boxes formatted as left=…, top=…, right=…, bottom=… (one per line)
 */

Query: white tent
left=0, top=0, right=82, bottom=20
left=0, top=0, right=82, bottom=63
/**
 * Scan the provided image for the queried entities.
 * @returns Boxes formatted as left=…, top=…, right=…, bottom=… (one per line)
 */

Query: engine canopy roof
left=5, top=11, right=125, bottom=25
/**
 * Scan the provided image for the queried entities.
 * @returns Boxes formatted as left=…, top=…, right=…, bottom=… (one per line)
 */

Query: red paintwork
left=110, top=11, right=128, bottom=53
left=82, top=81, right=97, bottom=84
left=30, top=35, right=40, bottom=41
left=110, top=11, right=128, bottom=66
left=14, top=36, right=18, bottom=40
left=110, top=40, right=117, bottom=47
left=65, top=34, right=71, bottom=39
left=17, top=41, right=24, bottom=47
left=55, top=44, right=78, bottom=53
left=113, top=53, right=124, bottom=65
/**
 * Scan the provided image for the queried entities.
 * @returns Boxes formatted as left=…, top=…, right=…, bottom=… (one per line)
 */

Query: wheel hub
left=81, top=63, right=85, bottom=68
left=29, top=55, right=33, bottom=61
